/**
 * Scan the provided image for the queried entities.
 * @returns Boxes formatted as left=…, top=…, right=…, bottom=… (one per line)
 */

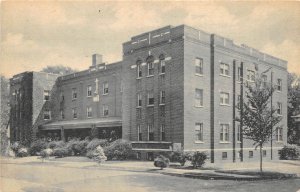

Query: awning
left=40, top=117, right=122, bottom=130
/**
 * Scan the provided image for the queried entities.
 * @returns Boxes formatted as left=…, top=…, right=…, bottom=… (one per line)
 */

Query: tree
left=0, top=76, right=10, bottom=156
left=237, top=75, right=282, bottom=173
left=287, top=73, right=300, bottom=145
left=41, top=65, right=78, bottom=75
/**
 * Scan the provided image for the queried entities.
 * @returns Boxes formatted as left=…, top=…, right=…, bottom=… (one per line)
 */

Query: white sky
left=1, top=1, right=299, bottom=77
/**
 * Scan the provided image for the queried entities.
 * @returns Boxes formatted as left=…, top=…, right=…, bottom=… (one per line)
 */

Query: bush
left=53, top=147, right=71, bottom=158
left=10, top=142, right=21, bottom=155
left=169, top=151, right=189, bottom=166
left=86, top=139, right=109, bottom=151
left=154, top=155, right=170, bottom=170
left=87, top=146, right=107, bottom=163
left=17, top=147, right=29, bottom=157
left=66, top=139, right=89, bottom=156
left=40, top=148, right=53, bottom=159
left=48, top=140, right=65, bottom=149
left=279, top=145, right=300, bottom=160
left=29, top=139, right=48, bottom=155
left=190, top=152, right=207, bottom=168
left=104, top=139, right=132, bottom=160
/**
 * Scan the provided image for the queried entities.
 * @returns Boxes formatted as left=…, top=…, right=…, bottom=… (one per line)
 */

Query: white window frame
left=44, top=90, right=50, bottom=101
left=220, top=63, right=230, bottom=76
left=148, top=123, right=154, bottom=141
left=237, top=66, right=242, bottom=81
left=277, top=102, right=282, bottom=115
left=147, top=62, right=154, bottom=76
left=160, top=90, right=165, bottom=104
left=237, top=124, right=241, bottom=142
left=220, top=92, right=230, bottom=105
left=161, top=124, right=165, bottom=141
left=195, top=123, right=203, bottom=142
left=103, top=105, right=109, bottom=116
left=276, top=127, right=283, bottom=141
left=249, top=151, right=254, bottom=158
left=195, top=58, right=203, bottom=75
left=147, top=91, right=154, bottom=106
left=137, top=63, right=142, bottom=78
left=72, top=88, right=77, bottom=100
left=220, top=124, right=230, bottom=142
left=60, top=110, right=64, bottom=119
left=86, top=106, right=92, bottom=118
left=87, top=85, right=92, bottom=97
left=222, top=152, right=228, bottom=159
left=195, top=89, right=203, bottom=107
left=262, top=74, right=268, bottom=87
left=138, top=124, right=142, bottom=141
left=137, top=93, right=142, bottom=107
left=160, top=59, right=165, bottom=74
left=72, top=108, right=77, bottom=119
left=103, top=82, right=108, bottom=95
left=43, top=110, right=51, bottom=120
left=277, top=79, right=282, bottom=91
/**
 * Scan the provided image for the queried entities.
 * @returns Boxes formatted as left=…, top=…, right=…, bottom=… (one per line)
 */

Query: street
left=1, top=161, right=300, bottom=192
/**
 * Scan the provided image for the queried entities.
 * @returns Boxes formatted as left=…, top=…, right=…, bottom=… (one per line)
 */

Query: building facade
left=9, top=25, right=288, bottom=162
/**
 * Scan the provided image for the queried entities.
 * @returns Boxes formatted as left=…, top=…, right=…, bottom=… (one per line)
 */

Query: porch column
left=61, top=126, right=65, bottom=142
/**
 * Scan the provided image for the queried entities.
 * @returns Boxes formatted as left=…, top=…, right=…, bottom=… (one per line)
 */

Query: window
left=60, top=110, right=64, bottom=119
left=160, top=57, right=165, bottom=74
left=136, top=108, right=142, bottom=119
left=161, top=124, right=166, bottom=141
left=220, top=124, right=229, bottom=142
left=138, top=125, right=142, bottom=141
left=195, top=89, right=203, bottom=107
left=103, top=105, right=109, bottom=116
left=147, top=62, right=154, bottom=76
left=72, top=108, right=77, bottom=119
left=220, top=92, right=229, bottom=105
left=87, top=85, right=92, bottom=97
left=237, top=95, right=241, bottom=110
left=237, top=67, right=242, bottom=81
left=195, top=58, right=203, bottom=75
left=237, top=124, right=241, bottom=142
left=249, top=151, right=253, bottom=158
left=222, top=152, right=228, bottom=159
left=103, top=82, right=108, bottom=95
left=262, top=74, right=267, bottom=87
left=44, top=90, right=50, bottom=101
left=220, top=63, right=230, bottom=76
left=137, top=60, right=142, bottom=78
left=247, top=70, right=255, bottom=82
left=195, top=123, right=203, bottom=142
left=277, top=102, right=282, bottom=115
left=147, top=91, right=154, bottom=106
left=160, top=91, right=166, bottom=104
left=276, top=127, right=283, bottom=141
left=87, top=106, right=92, bottom=118
left=137, top=93, right=142, bottom=107
left=263, top=150, right=267, bottom=157
left=72, top=88, right=77, bottom=100
left=43, top=110, right=51, bottom=120
left=160, top=105, right=165, bottom=117
left=148, top=123, right=154, bottom=141
left=277, top=79, right=282, bottom=91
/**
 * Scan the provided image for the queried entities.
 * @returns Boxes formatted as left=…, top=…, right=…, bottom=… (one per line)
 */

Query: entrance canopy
left=40, top=117, right=122, bottom=130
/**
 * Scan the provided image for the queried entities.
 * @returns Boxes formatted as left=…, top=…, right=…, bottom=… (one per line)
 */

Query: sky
left=1, top=1, right=299, bottom=78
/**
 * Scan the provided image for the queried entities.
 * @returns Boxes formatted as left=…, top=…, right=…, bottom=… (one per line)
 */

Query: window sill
left=147, top=105, right=154, bottom=107
left=194, top=141, right=204, bottom=144
left=136, top=106, right=142, bottom=108
left=220, top=74, right=231, bottom=78
left=102, top=93, right=108, bottom=96
left=277, top=114, right=283, bottom=117
left=220, top=104, right=230, bottom=107
left=219, top=142, right=231, bottom=144
left=136, top=77, right=142, bottom=80
left=146, top=75, right=154, bottom=78
left=159, top=103, right=165, bottom=106
left=195, top=73, right=204, bottom=77
left=159, top=73, right=165, bottom=76
left=87, top=96, right=92, bottom=98
left=237, top=141, right=241, bottom=144
left=194, top=105, right=203, bottom=108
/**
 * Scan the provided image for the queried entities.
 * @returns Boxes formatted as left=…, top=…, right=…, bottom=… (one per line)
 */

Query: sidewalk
left=1, top=156, right=299, bottom=180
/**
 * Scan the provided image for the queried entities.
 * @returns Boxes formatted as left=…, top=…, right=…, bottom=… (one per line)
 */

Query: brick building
left=9, top=25, right=288, bottom=162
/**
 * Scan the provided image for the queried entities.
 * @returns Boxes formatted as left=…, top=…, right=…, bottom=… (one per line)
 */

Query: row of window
left=137, top=91, right=166, bottom=107
left=136, top=55, right=166, bottom=78
left=137, top=124, right=165, bottom=141
left=71, top=82, right=109, bottom=100
left=194, top=123, right=283, bottom=142
left=194, top=58, right=283, bottom=91
left=221, top=150, right=267, bottom=160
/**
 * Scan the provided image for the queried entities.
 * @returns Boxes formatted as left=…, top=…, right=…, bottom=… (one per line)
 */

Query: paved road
left=1, top=162, right=300, bottom=192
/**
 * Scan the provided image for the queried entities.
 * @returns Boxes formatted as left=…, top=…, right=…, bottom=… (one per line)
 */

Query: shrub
left=17, top=147, right=29, bottom=157
left=48, top=140, right=65, bottom=149
left=53, top=147, right=71, bottom=158
left=87, top=146, right=107, bottom=163
left=169, top=151, right=189, bottom=166
left=104, top=139, right=132, bottom=160
left=279, top=145, right=300, bottom=160
left=86, top=139, right=109, bottom=151
left=10, top=142, right=21, bottom=155
left=154, top=155, right=170, bottom=170
left=66, top=139, right=89, bottom=156
left=40, top=148, right=53, bottom=159
left=29, top=139, right=48, bottom=155
left=190, top=152, right=207, bottom=168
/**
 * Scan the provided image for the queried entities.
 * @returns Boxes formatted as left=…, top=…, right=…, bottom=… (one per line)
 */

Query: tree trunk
left=260, top=144, right=263, bottom=173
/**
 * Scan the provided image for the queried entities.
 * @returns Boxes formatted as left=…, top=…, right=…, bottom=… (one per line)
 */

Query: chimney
left=92, top=54, right=103, bottom=66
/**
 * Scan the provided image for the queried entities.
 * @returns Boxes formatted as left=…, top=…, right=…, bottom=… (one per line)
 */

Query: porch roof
left=40, top=117, right=122, bottom=130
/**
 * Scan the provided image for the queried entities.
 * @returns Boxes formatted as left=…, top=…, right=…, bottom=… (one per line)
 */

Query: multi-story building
left=9, top=25, right=288, bottom=162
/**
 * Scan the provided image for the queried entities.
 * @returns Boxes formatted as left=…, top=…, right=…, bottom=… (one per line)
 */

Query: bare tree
left=237, top=75, right=282, bottom=173
left=41, top=65, right=78, bottom=75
